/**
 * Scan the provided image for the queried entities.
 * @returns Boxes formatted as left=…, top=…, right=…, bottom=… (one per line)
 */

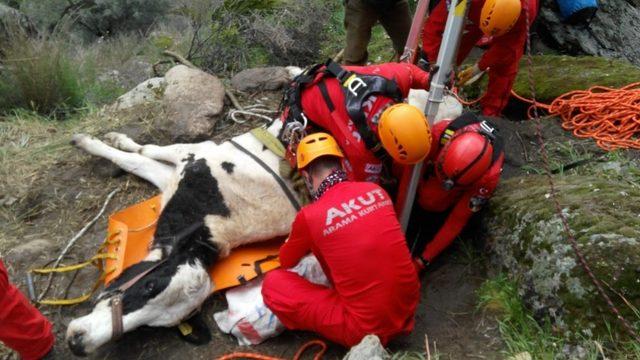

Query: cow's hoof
left=71, top=134, right=89, bottom=147
left=103, top=132, right=123, bottom=146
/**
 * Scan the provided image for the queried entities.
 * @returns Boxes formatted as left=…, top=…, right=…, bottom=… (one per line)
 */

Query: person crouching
left=261, top=133, right=420, bottom=347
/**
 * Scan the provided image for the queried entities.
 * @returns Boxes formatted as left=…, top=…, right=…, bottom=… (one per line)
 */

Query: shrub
left=179, top=0, right=332, bottom=73
left=0, top=34, right=84, bottom=115
left=244, top=0, right=332, bottom=67
left=76, top=0, right=172, bottom=38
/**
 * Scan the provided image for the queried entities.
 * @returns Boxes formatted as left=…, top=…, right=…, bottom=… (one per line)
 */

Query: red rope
left=217, top=340, right=327, bottom=360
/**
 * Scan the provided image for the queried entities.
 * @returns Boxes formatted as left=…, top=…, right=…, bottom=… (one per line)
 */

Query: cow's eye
left=145, top=281, right=156, bottom=295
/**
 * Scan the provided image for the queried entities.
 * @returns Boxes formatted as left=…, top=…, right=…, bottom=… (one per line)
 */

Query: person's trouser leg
left=0, top=260, right=54, bottom=360
left=378, top=0, right=412, bottom=56
left=343, top=0, right=379, bottom=65
left=262, top=269, right=366, bottom=347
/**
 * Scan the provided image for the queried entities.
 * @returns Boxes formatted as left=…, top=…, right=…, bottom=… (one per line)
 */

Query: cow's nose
left=68, top=331, right=88, bottom=357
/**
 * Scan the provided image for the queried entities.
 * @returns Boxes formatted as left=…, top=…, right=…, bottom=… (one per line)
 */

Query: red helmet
left=436, top=131, right=493, bottom=189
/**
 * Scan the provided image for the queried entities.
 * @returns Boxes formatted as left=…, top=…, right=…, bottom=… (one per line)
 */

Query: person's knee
left=261, top=270, right=288, bottom=303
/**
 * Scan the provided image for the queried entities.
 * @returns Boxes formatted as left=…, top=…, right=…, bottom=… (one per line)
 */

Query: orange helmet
left=480, top=0, right=522, bottom=37
left=378, top=103, right=432, bottom=165
left=436, top=131, right=493, bottom=189
left=296, top=132, right=344, bottom=169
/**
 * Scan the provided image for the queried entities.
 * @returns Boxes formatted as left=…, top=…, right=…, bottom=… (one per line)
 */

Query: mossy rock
left=464, top=55, right=640, bottom=102
left=486, top=171, right=640, bottom=341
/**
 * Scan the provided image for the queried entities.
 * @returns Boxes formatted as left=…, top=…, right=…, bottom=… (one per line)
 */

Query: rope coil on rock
left=512, top=82, right=640, bottom=151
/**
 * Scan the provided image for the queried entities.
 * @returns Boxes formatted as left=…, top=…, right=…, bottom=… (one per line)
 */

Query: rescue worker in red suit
left=411, top=112, right=504, bottom=269
left=262, top=133, right=421, bottom=347
left=421, top=0, right=539, bottom=116
left=0, top=259, right=55, bottom=359
left=280, top=60, right=432, bottom=184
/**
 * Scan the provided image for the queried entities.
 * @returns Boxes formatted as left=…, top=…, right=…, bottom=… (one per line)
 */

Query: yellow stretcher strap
left=31, top=253, right=117, bottom=274
left=38, top=274, right=105, bottom=306
left=32, top=252, right=117, bottom=306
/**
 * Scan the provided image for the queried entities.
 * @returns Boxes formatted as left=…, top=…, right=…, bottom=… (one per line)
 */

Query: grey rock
left=161, top=65, right=225, bottom=142
left=119, top=57, right=154, bottom=90
left=111, top=77, right=166, bottom=111
left=343, top=335, right=389, bottom=360
left=7, top=239, right=55, bottom=268
left=231, top=66, right=292, bottom=92
left=0, top=195, right=17, bottom=206
left=538, top=0, right=640, bottom=65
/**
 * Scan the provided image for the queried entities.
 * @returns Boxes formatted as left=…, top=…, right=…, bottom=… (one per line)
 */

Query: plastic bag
left=214, top=254, right=329, bottom=345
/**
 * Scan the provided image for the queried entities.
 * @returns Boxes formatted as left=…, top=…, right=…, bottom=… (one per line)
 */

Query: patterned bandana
left=312, top=169, right=348, bottom=201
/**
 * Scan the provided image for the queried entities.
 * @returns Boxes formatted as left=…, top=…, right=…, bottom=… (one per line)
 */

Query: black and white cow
left=66, top=120, right=299, bottom=355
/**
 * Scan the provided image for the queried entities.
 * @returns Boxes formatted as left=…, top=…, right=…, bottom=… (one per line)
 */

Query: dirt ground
left=0, top=93, right=600, bottom=359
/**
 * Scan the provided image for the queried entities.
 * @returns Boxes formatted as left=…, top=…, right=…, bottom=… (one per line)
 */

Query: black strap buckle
left=324, top=59, right=351, bottom=83
left=479, top=120, right=497, bottom=141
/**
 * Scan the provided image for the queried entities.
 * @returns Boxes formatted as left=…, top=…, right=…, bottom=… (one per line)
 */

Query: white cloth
left=213, top=254, right=329, bottom=345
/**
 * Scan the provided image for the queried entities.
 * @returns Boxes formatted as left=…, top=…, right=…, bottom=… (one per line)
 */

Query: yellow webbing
left=250, top=127, right=286, bottom=158
left=31, top=246, right=118, bottom=305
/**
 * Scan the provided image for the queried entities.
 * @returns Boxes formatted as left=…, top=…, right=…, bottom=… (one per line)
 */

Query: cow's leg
left=103, top=132, right=143, bottom=153
left=104, top=132, right=197, bottom=167
left=72, top=134, right=173, bottom=190
left=138, top=143, right=211, bottom=166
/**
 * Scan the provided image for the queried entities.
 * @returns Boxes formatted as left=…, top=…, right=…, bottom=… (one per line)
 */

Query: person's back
left=298, top=181, right=419, bottom=339
left=265, top=132, right=420, bottom=347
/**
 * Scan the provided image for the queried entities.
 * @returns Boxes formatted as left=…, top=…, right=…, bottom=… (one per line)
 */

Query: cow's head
left=66, top=237, right=218, bottom=356
left=67, top=153, right=230, bottom=355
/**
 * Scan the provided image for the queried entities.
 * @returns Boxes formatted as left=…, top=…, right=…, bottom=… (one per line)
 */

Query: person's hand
left=413, top=256, right=427, bottom=275
left=457, top=63, right=483, bottom=87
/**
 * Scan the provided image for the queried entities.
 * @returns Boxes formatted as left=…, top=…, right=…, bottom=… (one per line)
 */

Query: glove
left=457, top=63, right=483, bottom=87
left=417, top=49, right=431, bottom=72
left=413, top=256, right=428, bottom=275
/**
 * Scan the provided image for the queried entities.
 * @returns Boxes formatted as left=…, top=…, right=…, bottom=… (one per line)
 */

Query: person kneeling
left=262, top=133, right=420, bottom=347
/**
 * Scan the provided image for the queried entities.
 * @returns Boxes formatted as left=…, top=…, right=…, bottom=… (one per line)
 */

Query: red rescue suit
left=262, top=182, right=419, bottom=347
left=422, top=0, right=539, bottom=116
left=0, top=259, right=54, bottom=360
left=300, top=63, right=429, bottom=182
left=417, top=120, right=503, bottom=262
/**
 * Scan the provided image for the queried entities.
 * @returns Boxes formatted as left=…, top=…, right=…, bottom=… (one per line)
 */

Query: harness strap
left=153, top=221, right=204, bottom=245
left=229, top=140, right=301, bottom=211
left=324, top=59, right=402, bottom=159
left=111, top=295, right=124, bottom=340
left=317, top=82, right=335, bottom=112
left=109, top=257, right=168, bottom=340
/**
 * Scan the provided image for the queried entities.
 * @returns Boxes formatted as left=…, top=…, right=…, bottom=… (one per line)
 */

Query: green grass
left=0, top=35, right=84, bottom=116
left=520, top=139, right=596, bottom=175
left=478, top=275, right=640, bottom=359
left=478, top=275, right=567, bottom=359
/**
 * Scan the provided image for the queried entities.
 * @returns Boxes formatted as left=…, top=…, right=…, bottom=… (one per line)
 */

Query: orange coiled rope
left=512, top=82, right=640, bottom=151
left=217, top=340, right=327, bottom=360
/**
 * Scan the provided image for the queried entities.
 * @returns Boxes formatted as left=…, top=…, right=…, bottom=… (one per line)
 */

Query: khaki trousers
left=343, top=0, right=412, bottom=65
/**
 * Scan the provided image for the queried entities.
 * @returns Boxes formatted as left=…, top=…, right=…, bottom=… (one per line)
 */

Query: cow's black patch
left=262, top=145, right=268, bottom=152
left=102, top=155, right=228, bottom=315
left=221, top=162, right=235, bottom=174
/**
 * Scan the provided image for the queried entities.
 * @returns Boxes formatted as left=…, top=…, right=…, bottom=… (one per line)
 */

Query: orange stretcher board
left=105, top=195, right=283, bottom=293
